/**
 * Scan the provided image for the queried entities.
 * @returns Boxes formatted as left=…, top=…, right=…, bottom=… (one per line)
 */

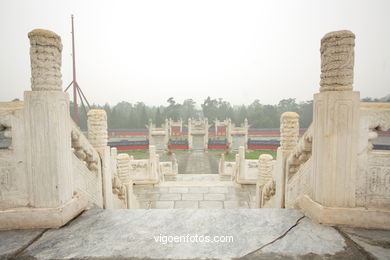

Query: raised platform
left=1, top=208, right=389, bottom=259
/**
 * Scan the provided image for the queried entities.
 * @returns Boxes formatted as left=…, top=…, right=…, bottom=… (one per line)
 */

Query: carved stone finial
left=320, top=30, right=355, bottom=92
left=117, top=153, right=131, bottom=184
left=280, top=112, right=299, bottom=151
left=258, top=154, right=273, bottom=187
left=28, top=29, right=63, bottom=91
left=87, top=109, right=108, bottom=148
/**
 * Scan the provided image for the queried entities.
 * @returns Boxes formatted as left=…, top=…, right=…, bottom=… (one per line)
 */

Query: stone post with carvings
left=87, top=109, right=115, bottom=208
left=258, top=154, right=274, bottom=187
left=311, top=30, right=359, bottom=208
left=256, top=154, right=274, bottom=207
left=9, top=29, right=88, bottom=229
left=280, top=112, right=299, bottom=153
left=25, top=29, right=73, bottom=208
left=273, top=112, right=299, bottom=208
left=117, top=153, right=131, bottom=184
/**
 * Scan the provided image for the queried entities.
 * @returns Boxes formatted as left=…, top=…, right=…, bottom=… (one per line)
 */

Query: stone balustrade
left=360, top=102, right=390, bottom=150
left=286, top=125, right=313, bottom=177
left=262, top=179, right=276, bottom=203
left=109, top=148, right=126, bottom=201
left=0, top=102, right=24, bottom=148
left=71, top=121, right=100, bottom=174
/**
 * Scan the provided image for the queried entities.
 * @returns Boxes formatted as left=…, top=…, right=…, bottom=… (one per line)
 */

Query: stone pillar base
left=0, top=194, right=87, bottom=230
left=299, top=195, right=390, bottom=230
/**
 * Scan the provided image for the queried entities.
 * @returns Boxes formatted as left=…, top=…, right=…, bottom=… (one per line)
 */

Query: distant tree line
left=70, top=97, right=312, bottom=130
left=70, top=94, right=389, bottom=130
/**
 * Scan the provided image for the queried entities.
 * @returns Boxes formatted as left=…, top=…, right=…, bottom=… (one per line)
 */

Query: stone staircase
left=133, top=174, right=257, bottom=209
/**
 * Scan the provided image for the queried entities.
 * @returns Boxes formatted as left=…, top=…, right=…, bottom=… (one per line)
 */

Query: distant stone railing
left=286, top=125, right=313, bottom=178
left=117, top=145, right=167, bottom=185
left=71, top=121, right=100, bottom=174
left=160, top=153, right=178, bottom=176
left=218, top=153, right=236, bottom=178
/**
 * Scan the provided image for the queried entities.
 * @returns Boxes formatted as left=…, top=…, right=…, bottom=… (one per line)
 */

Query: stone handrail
left=360, top=102, right=390, bottom=150
left=0, top=102, right=24, bottom=148
left=286, top=124, right=313, bottom=178
left=262, top=179, right=276, bottom=203
left=71, top=120, right=101, bottom=174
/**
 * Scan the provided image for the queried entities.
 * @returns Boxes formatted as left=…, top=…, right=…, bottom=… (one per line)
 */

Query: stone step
left=158, top=181, right=238, bottom=187
left=164, top=173, right=232, bottom=182
left=5, top=208, right=380, bottom=259
left=133, top=180, right=257, bottom=209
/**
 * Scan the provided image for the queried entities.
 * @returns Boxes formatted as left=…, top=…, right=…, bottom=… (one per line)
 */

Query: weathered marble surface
left=19, top=209, right=304, bottom=259
left=340, top=227, right=390, bottom=260
left=0, top=229, right=44, bottom=259
left=2, top=209, right=389, bottom=259
left=261, top=217, right=346, bottom=255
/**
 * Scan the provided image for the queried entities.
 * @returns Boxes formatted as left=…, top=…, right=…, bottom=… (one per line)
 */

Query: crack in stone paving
left=239, top=216, right=306, bottom=258
left=12, top=228, right=49, bottom=258
left=11, top=210, right=87, bottom=258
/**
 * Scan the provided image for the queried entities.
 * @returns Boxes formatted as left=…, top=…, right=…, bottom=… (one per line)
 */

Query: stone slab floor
left=1, top=209, right=390, bottom=259
left=134, top=174, right=257, bottom=209
left=174, top=150, right=219, bottom=175
left=135, top=150, right=257, bottom=209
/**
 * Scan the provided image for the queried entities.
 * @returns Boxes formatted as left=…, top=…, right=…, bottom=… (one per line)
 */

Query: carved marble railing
left=110, top=148, right=126, bottom=202
left=0, top=102, right=27, bottom=209
left=283, top=124, right=314, bottom=208
left=159, top=153, right=178, bottom=176
left=285, top=157, right=313, bottom=208
left=0, top=102, right=24, bottom=149
left=235, top=146, right=259, bottom=184
left=70, top=121, right=104, bottom=207
left=262, top=179, right=276, bottom=204
left=117, top=145, right=162, bottom=185
left=71, top=121, right=100, bottom=174
left=360, top=102, right=390, bottom=150
left=286, top=125, right=313, bottom=178
left=218, top=153, right=236, bottom=178
left=356, top=102, right=390, bottom=209
left=0, top=103, right=20, bottom=149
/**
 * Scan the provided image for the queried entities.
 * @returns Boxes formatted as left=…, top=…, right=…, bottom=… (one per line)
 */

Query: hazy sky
left=0, top=0, right=389, bottom=106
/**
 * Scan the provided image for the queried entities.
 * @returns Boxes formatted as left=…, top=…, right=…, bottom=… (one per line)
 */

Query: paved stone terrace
left=175, top=150, right=219, bottom=175
left=2, top=209, right=389, bottom=259
left=134, top=174, right=257, bottom=209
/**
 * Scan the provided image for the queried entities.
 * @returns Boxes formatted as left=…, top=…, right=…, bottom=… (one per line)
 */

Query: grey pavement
left=2, top=209, right=389, bottom=259
left=175, top=150, right=219, bottom=175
